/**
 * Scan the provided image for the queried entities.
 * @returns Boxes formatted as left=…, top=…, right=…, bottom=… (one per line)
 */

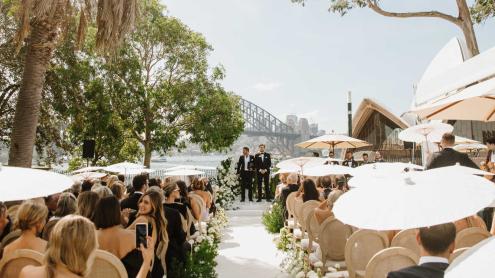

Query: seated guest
left=109, top=182, right=126, bottom=201
left=361, top=153, right=370, bottom=165
left=122, top=174, right=149, bottom=211
left=106, top=175, right=120, bottom=187
left=319, top=176, right=333, bottom=200
left=274, top=173, right=289, bottom=199
left=95, top=196, right=140, bottom=277
left=374, top=151, right=385, bottom=162
left=93, top=185, right=113, bottom=198
left=387, top=222, right=456, bottom=278
left=0, top=202, right=12, bottom=243
left=280, top=173, right=300, bottom=218
left=342, top=150, right=358, bottom=168
left=426, top=133, right=478, bottom=170
left=163, top=183, right=188, bottom=220
left=3, top=200, right=48, bottom=258
left=69, top=181, right=81, bottom=198
left=301, top=179, right=321, bottom=202
left=454, top=215, right=487, bottom=233
left=315, top=189, right=344, bottom=224
left=20, top=215, right=98, bottom=278
left=176, top=180, right=197, bottom=235
left=128, top=189, right=168, bottom=277
left=44, top=194, right=60, bottom=220
left=52, top=192, right=77, bottom=219
left=77, top=191, right=100, bottom=222
left=149, top=178, right=161, bottom=189
left=190, top=178, right=212, bottom=209
left=81, top=179, right=94, bottom=192
left=118, top=174, right=126, bottom=183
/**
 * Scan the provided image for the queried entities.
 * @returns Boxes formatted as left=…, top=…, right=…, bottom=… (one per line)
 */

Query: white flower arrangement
left=214, top=158, right=239, bottom=210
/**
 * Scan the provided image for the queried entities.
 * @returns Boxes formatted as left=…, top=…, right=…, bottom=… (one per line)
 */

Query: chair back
left=286, top=192, right=297, bottom=219
left=305, top=207, right=321, bottom=246
left=455, top=227, right=491, bottom=249
left=293, top=198, right=304, bottom=227
left=88, top=249, right=128, bottom=278
left=345, top=230, right=389, bottom=278
left=0, top=230, right=21, bottom=253
left=449, top=247, right=470, bottom=263
left=391, top=229, right=419, bottom=255
left=364, top=247, right=419, bottom=278
left=301, top=200, right=320, bottom=233
left=318, top=217, right=353, bottom=262
left=186, top=207, right=194, bottom=238
left=0, top=249, right=44, bottom=278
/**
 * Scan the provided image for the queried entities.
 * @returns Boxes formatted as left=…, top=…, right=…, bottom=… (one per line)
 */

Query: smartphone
left=136, top=223, right=148, bottom=248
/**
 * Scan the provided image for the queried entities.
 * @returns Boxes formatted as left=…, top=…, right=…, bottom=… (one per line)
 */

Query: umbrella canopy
left=166, top=165, right=217, bottom=171
left=454, top=143, right=487, bottom=152
left=398, top=122, right=454, bottom=143
left=104, top=162, right=145, bottom=173
left=430, top=135, right=480, bottom=145
left=71, top=172, right=108, bottom=181
left=303, top=164, right=355, bottom=177
left=71, top=166, right=105, bottom=174
left=445, top=237, right=495, bottom=278
left=164, top=169, right=205, bottom=176
left=333, top=171, right=495, bottom=230
left=426, top=163, right=494, bottom=176
left=0, top=166, right=74, bottom=202
left=274, top=166, right=301, bottom=175
left=125, top=168, right=155, bottom=175
left=352, top=162, right=423, bottom=177
left=276, top=157, right=327, bottom=174
left=295, top=134, right=371, bottom=150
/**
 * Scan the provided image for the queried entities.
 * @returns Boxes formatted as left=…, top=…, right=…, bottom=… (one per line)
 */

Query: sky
left=163, top=0, right=495, bottom=133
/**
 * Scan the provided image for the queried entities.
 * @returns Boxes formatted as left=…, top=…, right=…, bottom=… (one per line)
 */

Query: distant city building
left=317, top=130, right=326, bottom=136
left=309, top=123, right=318, bottom=136
left=298, top=118, right=310, bottom=141
left=286, top=114, right=298, bottom=131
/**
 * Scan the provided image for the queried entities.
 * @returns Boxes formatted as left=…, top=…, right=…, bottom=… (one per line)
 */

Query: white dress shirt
left=491, top=152, right=495, bottom=163
left=418, top=256, right=449, bottom=265
left=244, top=155, right=249, bottom=170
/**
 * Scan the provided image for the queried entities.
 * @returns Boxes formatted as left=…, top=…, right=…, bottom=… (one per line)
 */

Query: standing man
left=426, top=133, right=478, bottom=170
left=485, top=137, right=495, bottom=164
left=342, top=150, right=358, bottom=168
left=255, top=144, right=272, bottom=202
left=236, top=147, right=255, bottom=202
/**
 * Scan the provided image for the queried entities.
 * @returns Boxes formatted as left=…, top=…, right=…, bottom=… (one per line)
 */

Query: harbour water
left=150, top=154, right=228, bottom=169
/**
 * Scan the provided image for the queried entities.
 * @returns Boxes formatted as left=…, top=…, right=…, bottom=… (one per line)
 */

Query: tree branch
left=366, top=0, right=461, bottom=26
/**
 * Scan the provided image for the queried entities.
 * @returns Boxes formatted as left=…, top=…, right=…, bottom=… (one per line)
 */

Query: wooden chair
left=345, top=230, right=389, bottom=278
left=391, top=229, right=419, bottom=256
left=293, top=198, right=305, bottom=239
left=455, top=227, right=491, bottom=249
left=318, top=217, right=354, bottom=267
left=305, top=207, right=322, bottom=252
left=449, top=247, right=470, bottom=263
left=364, top=247, right=419, bottom=278
left=300, top=200, right=322, bottom=251
left=189, top=194, right=208, bottom=234
left=0, top=230, right=21, bottom=258
left=0, top=249, right=44, bottom=278
left=286, top=192, right=298, bottom=228
left=88, top=249, right=128, bottom=278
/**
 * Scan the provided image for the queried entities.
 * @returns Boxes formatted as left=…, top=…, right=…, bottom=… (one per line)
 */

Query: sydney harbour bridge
left=239, top=98, right=302, bottom=156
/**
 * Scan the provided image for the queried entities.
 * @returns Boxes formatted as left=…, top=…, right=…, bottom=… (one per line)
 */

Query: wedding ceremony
left=2, top=0, right=495, bottom=277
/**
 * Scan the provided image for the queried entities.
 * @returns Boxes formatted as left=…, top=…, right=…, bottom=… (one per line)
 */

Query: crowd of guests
left=0, top=173, right=214, bottom=278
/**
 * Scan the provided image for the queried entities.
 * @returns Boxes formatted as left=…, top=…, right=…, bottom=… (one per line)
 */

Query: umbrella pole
left=412, top=143, right=415, bottom=164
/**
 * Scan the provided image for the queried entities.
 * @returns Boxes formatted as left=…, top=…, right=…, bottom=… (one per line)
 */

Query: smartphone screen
left=136, top=223, right=148, bottom=248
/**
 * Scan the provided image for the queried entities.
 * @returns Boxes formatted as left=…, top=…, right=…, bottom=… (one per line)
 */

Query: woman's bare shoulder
left=20, top=265, right=46, bottom=278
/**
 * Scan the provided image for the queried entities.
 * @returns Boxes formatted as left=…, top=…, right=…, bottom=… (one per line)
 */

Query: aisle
left=216, top=201, right=289, bottom=278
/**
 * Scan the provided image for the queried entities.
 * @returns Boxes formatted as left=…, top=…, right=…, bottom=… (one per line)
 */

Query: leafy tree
left=292, top=0, right=492, bottom=56
left=106, top=1, right=244, bottom=167
left=7, top=0, right=138, bottom=167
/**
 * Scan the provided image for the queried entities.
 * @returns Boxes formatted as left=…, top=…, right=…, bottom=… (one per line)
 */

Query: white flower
left=314, top=261, right=323, bottom=268
left=295, top=271, right=305, bottom=278
left=307, top=271, right=318, bottom=278
left=196, top=235, right=204, bottom=242
left=188, top=239, right=195, bottom=246
left=327, top=267, right=337, bottom=273
left=334, top=263, right=341, bottom=269
left=194, top=246, right=199, bottom=252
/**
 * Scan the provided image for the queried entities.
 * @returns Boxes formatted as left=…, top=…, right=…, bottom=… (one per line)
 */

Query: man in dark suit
left=280, top=173, right=300, bottom=219
left=342, top=150, right=358, bottom=168
left=121, top=174, right=148, bottom=211
left=325, top=150, right=340, bottom=165
left=360, top=153, right=371, bottom=166
left=426, top=133, right=478, bottom=170
left=236, top=147, right=255, bottom=202
left=255, top=144, right=272, bottom=202
left=162, top=204, right=187, bottom=276
left=485, top=137, right=495, bottom=165
left=387, top=222, right=456, bottom=278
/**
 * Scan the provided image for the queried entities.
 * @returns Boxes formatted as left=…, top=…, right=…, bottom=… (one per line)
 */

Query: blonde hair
left=106, top=175, right=119, bottom=187
left=54, top=192, right=77, bottom=217
left=92, top=186, right=113, bottom=198
left=191, top=177, right=206, bottom=191
left=15, top=200, right=48, bottom=231
left=45, top=215, right=97, bottom=278
left=327, top=190, right=344, bottom=210
left=287, top=173, right=298, bottom=185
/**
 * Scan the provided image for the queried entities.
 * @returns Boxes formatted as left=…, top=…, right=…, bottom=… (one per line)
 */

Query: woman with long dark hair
left=302, top=179, right=320, bottom=202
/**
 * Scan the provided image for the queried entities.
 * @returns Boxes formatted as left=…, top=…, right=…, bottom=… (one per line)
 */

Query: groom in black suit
left=426, top=133, right=478, bottom=170
left=387, top=223, right=456, bottom=278
left=236, top=147, right=255, bottom=202
left=255, top=144, right=272, bottom=202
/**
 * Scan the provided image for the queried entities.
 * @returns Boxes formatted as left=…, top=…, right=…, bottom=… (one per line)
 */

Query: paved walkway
left=216, top=201, right=289, bottom=278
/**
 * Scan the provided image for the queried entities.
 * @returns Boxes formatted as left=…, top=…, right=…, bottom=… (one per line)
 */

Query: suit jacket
left=487, top=150, right=494, bottom=164
left=254, top=152, right=272, bottom=172
left=236, top=155, right=255, bottom=177
left=387, top=262, right=449, bottom=278
left=342, top=159, right=358, bottom=168
left=163, top=205, right=187, bottom=265
left=280, top=184, right=299, bottom=208
left=120, top=192, right=143, bottom=211
left=426, top=148, right=478, bottom=170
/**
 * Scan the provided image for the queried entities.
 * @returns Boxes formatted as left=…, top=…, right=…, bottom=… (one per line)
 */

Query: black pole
left=347, top=91, right=352, bottom=137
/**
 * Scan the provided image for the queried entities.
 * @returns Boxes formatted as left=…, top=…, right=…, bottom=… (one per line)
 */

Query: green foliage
left=182, top=239, right=219, bottom=278
left=276, top=227, right=293, bottom=252
left=262, top=200, right=285, bottom=234
left=471, top=0, right=495, bottom=23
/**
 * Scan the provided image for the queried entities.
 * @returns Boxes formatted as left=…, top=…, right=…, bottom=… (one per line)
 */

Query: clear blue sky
left=163, top=0, right=495, bottom=133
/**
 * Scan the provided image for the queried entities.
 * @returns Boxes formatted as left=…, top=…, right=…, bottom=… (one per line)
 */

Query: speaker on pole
left=82, top=140, right=95, bottom=159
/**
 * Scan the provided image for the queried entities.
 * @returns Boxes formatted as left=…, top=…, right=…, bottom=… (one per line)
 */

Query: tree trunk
left=143, top=140, right=152, bottom=168
left=457, top=0, right=480, bottom=56
left=8, top=21, right=57, bottom=167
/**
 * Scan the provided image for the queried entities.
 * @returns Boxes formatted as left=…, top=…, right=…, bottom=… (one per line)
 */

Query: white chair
left=391, top=229, right=420, bottom=256
left=88, top=249, right=128, bottom=278
left=364, top=247, right=419, bottom=278
left=455, top=227, right=491, bottom=249
left=345, top=230, right=389, bottom=278
left=0, top=249, right=44, bottom=278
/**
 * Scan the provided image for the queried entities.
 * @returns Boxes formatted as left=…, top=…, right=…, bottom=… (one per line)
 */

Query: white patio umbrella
left=333, top=171, right=495, bottom=230
left=445, top=237, right=495, bottom=278
left=426, top=163, right=495, bottom=176
left=71, top=172, right=108, bottom=181
left=430, top=135, right=480, bottom=145
left=276, top=157, right=326, bottom=175
left=71, top=166, right=105, bottom=174
left=274, top=166, right=301, bottom=175
left=125, top=168, right=155, bottom=175
left=454, top=143, right=487, bottom=152
left=104, top=162, right=145, bottom=174
left=398, top=122, right=454, bottom=144
left=166, top=165, right=216, bottom=171
left=295, top=134, right=371, bottom=152
left=164, top=169, right=205, bottom=176
left=0, top=166, right=74, bottom=201
left=303, top=164, right=355, bottom=177
left=352, top=162, right=423, bottom=177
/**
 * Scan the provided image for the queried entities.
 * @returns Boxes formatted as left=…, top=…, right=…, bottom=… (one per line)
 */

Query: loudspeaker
left=82, top=140, right=95, bottom=159
left=404, top=141, right=414, bottom=150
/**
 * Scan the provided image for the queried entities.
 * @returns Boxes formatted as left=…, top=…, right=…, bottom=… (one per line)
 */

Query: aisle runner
left=216, top=202, right=289, bottom=278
